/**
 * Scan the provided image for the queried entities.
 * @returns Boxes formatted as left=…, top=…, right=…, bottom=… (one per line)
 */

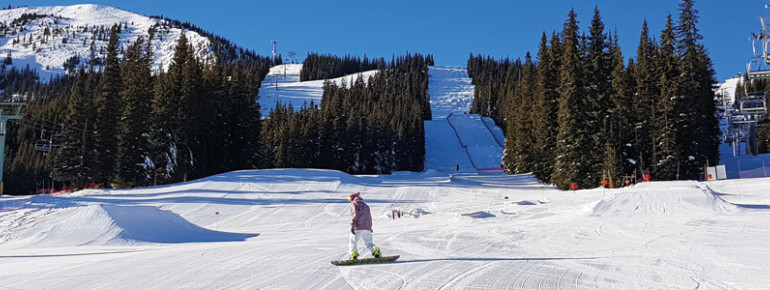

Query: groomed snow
left=257, top=64, right=378, bottom=116
left=424, top=66, right=503, bottom=172
left=2, top=169, right=770, bottom=288
left=1, top=65, right=768, bottom=288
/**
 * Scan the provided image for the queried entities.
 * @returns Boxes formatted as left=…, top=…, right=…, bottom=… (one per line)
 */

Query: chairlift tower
left=271, top=40, right=279, bottom=90
left=0, top=102, right=26, bottom=195
left=271, top=40, right=278, bottom=64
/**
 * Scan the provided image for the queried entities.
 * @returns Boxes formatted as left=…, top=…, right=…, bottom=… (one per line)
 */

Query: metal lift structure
left=728, top=3, right=770, bottom=156
left=0, top=102, right=26, bottom=194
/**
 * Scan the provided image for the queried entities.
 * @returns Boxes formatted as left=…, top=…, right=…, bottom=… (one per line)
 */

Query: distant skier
left=348, top=192, right=381, bottom=260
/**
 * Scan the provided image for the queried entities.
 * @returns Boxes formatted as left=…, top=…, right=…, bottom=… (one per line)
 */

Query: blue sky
left=8, top=0, right=768, bottom=81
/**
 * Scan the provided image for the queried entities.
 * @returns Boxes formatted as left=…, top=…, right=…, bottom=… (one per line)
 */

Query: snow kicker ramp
left=0, top=202, right=257, bottom=248
left=588, top=182, right=739, bottom=218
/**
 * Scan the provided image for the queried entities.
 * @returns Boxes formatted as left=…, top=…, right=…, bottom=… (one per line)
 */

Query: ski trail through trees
left=424, top=66, right=504, bottom=173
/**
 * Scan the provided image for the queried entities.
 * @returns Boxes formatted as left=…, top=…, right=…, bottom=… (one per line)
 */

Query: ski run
left=1, top=65, right=769, bottom=289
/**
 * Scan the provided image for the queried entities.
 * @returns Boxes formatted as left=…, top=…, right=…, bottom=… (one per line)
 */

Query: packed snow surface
left=424, top=66, right=503, bottom=172
left=2, top=170, right=770, bottom=289
left=257, top=64, right=378, bottom=116
left=3, top=62, right=768, bottom=288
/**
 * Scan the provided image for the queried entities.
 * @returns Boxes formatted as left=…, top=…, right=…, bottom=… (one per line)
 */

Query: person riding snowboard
left=348, top=192, right=381, bottom=260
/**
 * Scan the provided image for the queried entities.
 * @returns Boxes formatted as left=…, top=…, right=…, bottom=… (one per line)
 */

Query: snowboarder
left=348, top=192, right=381, bottom=260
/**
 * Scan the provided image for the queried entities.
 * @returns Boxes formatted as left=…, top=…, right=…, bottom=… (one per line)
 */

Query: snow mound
left=2, top=204, right=256, bottom=248
left=103, top=205, right=257, bottom=243
left=588, top=182, right=738, bottom=217
left=420, top=169, right=447, bottom=178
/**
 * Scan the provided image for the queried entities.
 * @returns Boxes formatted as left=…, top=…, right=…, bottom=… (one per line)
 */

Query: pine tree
left=504, top=52, right=536, bottom=173
left=150, top=72, right=179, bottom=184
left=233, top=63, right=262, bottom=170
left=675, top=0, right=720, bottom=179
left=531, top=32, right=562, bottom=183
left=92, top=25, right=123, bottom=187
left=552, top=9, right=587, bottom=189
left=583, top=7, right=613, bottom=186
left=608, top=37, right=635, bottom=184
left=52, top=69, right=97, bottom=187
left=115, top=36, right=153, bottom=187
left=652, top=15, right=681, bottom=180
left=631, top=20, right=659, bottom=174
left=150, top=33, right=188, bottom=184
left=177, top=39, right=204, bottom=180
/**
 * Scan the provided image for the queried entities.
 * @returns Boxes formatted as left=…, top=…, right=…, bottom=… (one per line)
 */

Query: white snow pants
left=349, top=230, right=376, bottom=255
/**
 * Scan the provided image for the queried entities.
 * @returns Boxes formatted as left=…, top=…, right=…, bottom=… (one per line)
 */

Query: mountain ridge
left=0, top=4, right=225, bottom=82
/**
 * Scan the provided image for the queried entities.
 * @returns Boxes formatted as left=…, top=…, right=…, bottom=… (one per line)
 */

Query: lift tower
left=0, top=102, right=26, bottom=194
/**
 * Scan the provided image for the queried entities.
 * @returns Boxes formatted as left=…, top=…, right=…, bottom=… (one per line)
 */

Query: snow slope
left=0, top=5, right=213, bottom=81
left=2, top=169, right=770, bottom=289
left=2, top=57, right=768, bottom=288
left=257, top=64, right=378, bottom=116
left=428, top=66, right=474, bottom=119
left=715, top=76, right=741, bottom=107
left=424, top=66, right=503, bottom=172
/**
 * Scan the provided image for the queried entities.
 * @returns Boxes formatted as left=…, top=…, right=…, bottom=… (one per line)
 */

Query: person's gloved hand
left=351, top=227, right=355, bottom=235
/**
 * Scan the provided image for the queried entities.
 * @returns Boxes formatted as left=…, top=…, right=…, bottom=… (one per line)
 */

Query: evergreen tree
left=675, top=0, right=720, bottom=179
left=608, top=38, right=635, bottom=185
left=92, top=25, right=122, bottom=187
left=631, top=20, right=659, bottom=174
left=52, top=69, right=97, bottom=187
left=552, top=9, right=588, bottom=189
left=115, top=36, right=153, bottom=187
left=150, top=72, right=179, bottom=184
left=150, top=32, right=188, bottom=184
left=531, top=32, right=562, bottom=183
left=652, top=15, right=681, bottom=180
left=504, top=52, right=536, bottom=174
left=177, top=38, right=204, bottom=181
left=583, top=7, right=613, bottom=186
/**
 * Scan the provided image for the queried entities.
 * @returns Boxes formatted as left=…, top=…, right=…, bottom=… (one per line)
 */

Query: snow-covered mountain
left=0, top=4, right=214, bottom=81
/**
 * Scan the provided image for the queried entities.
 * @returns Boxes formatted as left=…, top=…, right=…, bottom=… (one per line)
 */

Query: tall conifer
left=675, top=0, right=719, bottom=179
left=632, top=20, right=659, bottom=174
left=552, top=9, right=587, bottom=189
left=93, top=24, right=122, bottom=187
left=115, top=37, right=153, bottom=187
left=653, top=15, right=681, bottom=180
left=52, top=69, right=97, bottom=187
left=531, top=32, right=562, bottom=182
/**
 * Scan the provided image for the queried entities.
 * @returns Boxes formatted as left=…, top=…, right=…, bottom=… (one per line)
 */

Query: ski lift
left=748, top=5, right=770, bottom=79
left=751, top=16, right=770, bottom=65
left=34, top=128, right=62, bottom=152
left=34, top=130, right=51, bottom=152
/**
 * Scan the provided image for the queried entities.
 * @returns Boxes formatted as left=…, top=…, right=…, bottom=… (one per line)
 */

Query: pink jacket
left=350, top=196, right=373, bottom=231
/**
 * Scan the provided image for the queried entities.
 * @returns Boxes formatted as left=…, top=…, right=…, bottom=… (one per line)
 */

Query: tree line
left=3, top=24, right=272, bottom=193
left=262, top=53, right=434, bottom=174
left=300, top=53, right=387, bottom=82
left=2, top=25, right=435, bottom=193
left=468, top=0, right=720, bottom=190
